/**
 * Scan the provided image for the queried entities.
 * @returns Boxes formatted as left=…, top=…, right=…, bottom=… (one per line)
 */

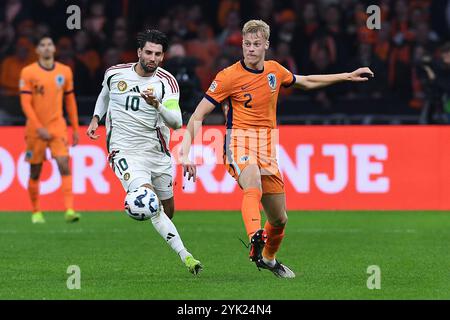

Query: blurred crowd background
left=0, top=0, right=450, bottom=125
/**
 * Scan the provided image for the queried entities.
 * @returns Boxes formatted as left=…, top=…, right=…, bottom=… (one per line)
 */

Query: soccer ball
left=124, top=187, right=160, bottom=221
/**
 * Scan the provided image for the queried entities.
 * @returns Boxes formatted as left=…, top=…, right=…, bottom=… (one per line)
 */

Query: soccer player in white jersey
left=86, top=29, right=202, bottom=275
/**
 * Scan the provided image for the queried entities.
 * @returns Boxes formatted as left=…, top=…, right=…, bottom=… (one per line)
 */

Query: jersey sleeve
left=161, top=76, right=180, bottom=111
left=63, top=67, right=79, bottom=132
left=159, top=74, right=182, bottom=128
left=204, top=69, right=232, bottom=106
left=101, top=71, right=108, bottom=87
left=93, top=71, right=111, bottom=120
left=102, top=69, right=116, bottom=90
left=63, top=66, right=74, bottom=94
left=276, top=62, right=296, bottom=88
left=19, top=67, right=43, bottom=129
left=19, top=67, right=32, bottom=94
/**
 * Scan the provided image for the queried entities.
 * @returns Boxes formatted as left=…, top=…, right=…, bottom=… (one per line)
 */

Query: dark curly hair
left=136, top=29, right=169, bottom=52
left=34, top=34, right=54, bottom=46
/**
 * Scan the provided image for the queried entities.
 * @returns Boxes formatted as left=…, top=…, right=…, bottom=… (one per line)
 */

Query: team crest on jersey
left=55, top=74, right=65, bottom=87
left=124, top=173, right=130, bottom=181
left=209, top=81, right=217, bottom=92
left=240, top=155, right=250, bottom=163
left=117, top=81, right=127, bottom=91
left=267, top=73, right=277, bottom=90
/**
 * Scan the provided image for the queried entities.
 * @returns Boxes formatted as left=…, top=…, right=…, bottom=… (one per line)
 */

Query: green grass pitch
left=0, top=211, right=449, bottom=299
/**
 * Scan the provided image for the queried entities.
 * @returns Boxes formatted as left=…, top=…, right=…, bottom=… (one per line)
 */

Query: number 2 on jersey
left=125, top=96, right=140, bottom=111
left=244, top=93, right=252, bottom=108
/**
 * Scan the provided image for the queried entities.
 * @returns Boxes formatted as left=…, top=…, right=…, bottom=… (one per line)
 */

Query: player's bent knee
left=59, top=169, right=71, bottom=176
left=29, top=171, right=41, bottom=180
left=269, top=214, right=288, bottom=227
left=164, top=207, right=174, bottom=219
left=280, top=214, right=288, bottom=226
left=160, top=196, right=175, bottom=219
left=29, top=165, right=42, bottom=180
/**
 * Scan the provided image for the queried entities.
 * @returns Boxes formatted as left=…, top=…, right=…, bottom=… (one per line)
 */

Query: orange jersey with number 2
left=205, top=60, right=296, bottom=194
left=205, top=60, right=295, bottom=129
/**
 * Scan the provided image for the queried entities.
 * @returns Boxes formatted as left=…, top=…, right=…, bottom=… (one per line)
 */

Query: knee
left=271, top=214, right=288, bottom=227
left=29, top=167, right=41, bottom=180
left=58, top=164, right=71, bottom=176
left=30, top=171, right=40, bottom=180
left=56, top=158, right=71, bottom=176
left=59, top=165, right=70, bottom=176
left=161, top=201, right=175, bottom=219
left=164, top=206, right=174, bottom=219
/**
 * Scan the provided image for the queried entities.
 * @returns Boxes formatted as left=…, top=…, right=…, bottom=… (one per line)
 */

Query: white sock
left=150, top=205, right=191, bottom=263
left=178, top=249, right=191, bottom=262
left=262, top=257, right=276, bottom=267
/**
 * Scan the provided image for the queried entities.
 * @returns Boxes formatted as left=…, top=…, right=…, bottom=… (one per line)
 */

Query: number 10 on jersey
left=125, top=96, right=140, bottom=111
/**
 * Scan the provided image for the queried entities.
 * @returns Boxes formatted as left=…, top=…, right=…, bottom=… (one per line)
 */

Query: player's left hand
left=72, top=131, right=79, bottom=146
left=141, top=90, right=160, bottom=109
left=348, top=67, right=374, bottom=82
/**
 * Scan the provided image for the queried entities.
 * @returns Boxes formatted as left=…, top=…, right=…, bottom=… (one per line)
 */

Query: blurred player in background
left=181, top=20, right=373, bottom=278
left=87, top=30, right=202, bottom=275
left=19, top=35, right=80, bottom=224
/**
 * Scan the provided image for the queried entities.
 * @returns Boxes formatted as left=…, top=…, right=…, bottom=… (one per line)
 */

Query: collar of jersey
left=240, top=60, right=264, bottom=74
left=38, top=61, right=55, bottom=71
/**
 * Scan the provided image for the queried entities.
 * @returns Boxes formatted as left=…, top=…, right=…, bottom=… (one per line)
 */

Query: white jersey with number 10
left=102, top=63, right=180, bottom=153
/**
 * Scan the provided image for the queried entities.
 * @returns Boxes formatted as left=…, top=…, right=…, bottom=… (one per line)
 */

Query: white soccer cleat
left=255, top=259, right=296, bottom=278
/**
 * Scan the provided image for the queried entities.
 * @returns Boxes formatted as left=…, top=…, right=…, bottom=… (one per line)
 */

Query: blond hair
left=242, top=20, right=270, bottom=40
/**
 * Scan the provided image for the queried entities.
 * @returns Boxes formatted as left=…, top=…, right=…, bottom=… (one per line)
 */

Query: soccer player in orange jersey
left=19, top=35, right=80, bottom=224
left=180, top=20, right=374, bottom=278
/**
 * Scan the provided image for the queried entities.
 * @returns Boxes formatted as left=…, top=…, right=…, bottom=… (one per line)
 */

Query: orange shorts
left=25, top=135, right=69, bottom=164
left=223, top=132, right=285, bottom=194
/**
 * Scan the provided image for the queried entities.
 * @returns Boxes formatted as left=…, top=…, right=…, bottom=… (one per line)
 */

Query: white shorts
left=109, top=149, right=173, bottom=200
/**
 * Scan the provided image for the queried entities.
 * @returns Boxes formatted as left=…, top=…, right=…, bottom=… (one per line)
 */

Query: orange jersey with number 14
left=19, top=62, right=76, bottom=138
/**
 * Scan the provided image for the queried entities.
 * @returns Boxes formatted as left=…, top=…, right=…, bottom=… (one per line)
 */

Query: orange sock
left=242, top=188, right=262, bottom=240
left=28, top=178, right=40, bottom=213
left=61, top=175, right=74, bottom=210
left=262, top=221, right=285, bottom=260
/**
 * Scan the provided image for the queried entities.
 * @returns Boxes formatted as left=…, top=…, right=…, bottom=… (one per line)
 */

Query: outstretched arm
left=180, top=97, right=216, bottom=181
left=87, top=85, right=110, bottom=140
left=293, top=67, right=374, bottom=91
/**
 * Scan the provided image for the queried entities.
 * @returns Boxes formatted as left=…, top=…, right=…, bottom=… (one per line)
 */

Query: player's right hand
left=37, top=128, right=52, bottom=141
left=87, top=117, right=100, bottom=140
left=349, top=67, right=374, bottom=81
left=181, top=157, right=197, bottom=182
